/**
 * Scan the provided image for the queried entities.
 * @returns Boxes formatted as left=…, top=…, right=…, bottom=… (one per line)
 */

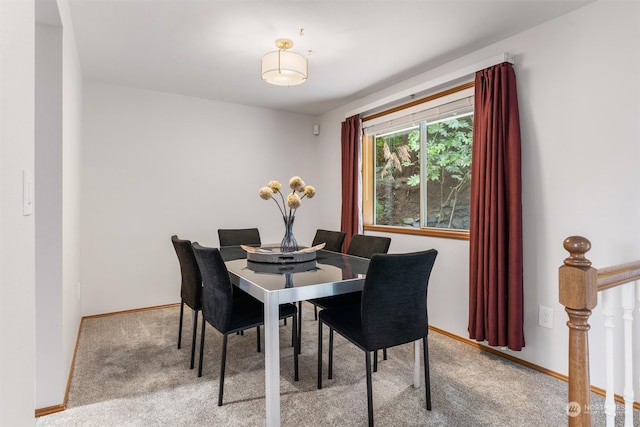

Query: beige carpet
left=36, top=304, right=637, bottom=426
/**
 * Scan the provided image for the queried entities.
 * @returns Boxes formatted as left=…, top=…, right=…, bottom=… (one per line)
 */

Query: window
left=362, top=83, right=474, bottom=239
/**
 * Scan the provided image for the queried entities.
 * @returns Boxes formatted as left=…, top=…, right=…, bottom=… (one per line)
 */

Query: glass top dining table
left=220, top=246, right=370, bottom=302
left=219, top=246, right=421, bottom=427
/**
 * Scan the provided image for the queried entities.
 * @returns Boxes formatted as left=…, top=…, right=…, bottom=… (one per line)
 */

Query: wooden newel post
left=559, top=236, right=598, bottom=427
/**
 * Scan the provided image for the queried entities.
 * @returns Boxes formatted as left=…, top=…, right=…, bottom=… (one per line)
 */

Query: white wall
left=0, top=0, right=36, bottom=424
left=33, top=0, right=84, bottom=411
left=319, top=0, right=640, bottom=396
left=80, top=83, right=321, bottom=315
left=58, top=0, right=83, bottom=410
left=35, top=17, right=64, bottom=409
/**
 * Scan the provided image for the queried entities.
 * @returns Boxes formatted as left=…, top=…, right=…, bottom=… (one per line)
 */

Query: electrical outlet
left=539, top=306, right=553, bottom=329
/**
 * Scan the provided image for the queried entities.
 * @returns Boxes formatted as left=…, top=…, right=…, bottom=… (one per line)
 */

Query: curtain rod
left=345, top=52, right=514, bottom=118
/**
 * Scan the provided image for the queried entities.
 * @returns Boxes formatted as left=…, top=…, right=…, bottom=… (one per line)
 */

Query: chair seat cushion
left=278, top=303, right=297, bottom=318
left=319, top=306, right=370, bottom=351
left=227, top=295, right=297, bottom=333
left=320, top=303, right=428, bottom=352
left=310, top=291, right=361, bottom=310
left=228, top=294, right=264, bottom=331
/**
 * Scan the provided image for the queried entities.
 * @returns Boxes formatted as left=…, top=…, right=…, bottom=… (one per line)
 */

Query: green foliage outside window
left=373, top=112, right=473, bottom=230
left=375, top=127, right=421, bottom=227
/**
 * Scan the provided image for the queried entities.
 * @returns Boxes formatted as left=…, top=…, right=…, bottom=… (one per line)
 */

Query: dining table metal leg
left=413, top=340, right=421, bottom=388
left=264, top=292, right=281, bottom=427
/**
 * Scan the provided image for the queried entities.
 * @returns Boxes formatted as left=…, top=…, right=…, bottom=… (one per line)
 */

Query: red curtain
left=340, top=115, right=360, bottom=252
left=468, top=62, right=524, bottom=351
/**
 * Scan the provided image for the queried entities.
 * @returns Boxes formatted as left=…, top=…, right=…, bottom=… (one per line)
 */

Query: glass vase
left=284, top=273, right=294, bottom=288
left=280, top=215, right=298, bottom=252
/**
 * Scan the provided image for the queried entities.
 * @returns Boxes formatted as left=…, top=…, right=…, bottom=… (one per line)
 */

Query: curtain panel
left=468, top=62, right=524, bottom=351
left=340, top=115, right=361, bottom=252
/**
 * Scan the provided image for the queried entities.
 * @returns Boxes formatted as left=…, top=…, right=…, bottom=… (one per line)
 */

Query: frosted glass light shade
left=261, top=50, right=308, bottom=86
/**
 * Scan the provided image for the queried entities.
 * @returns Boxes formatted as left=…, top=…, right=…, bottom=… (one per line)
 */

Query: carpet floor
left=36, top=304, right=638, bottom=426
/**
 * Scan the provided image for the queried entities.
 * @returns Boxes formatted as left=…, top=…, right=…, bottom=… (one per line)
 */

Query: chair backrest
left=312, top=229, right=346, bottom=252
left=218, top=228, right=261, bottom=247
left=171, top=235, right=202, bottom=310
left=360, top=249, right=438, bottom=351
left=191, top=242, right=234, bottom=333
left=346, top=234, right=391, bottom=259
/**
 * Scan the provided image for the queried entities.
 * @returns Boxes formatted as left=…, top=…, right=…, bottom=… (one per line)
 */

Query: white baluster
left=621, top=282, right=634, bottom=427
left=602, top=288, right=616, bottom=427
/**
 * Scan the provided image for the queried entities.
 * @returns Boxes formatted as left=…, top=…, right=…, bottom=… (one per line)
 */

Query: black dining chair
left=309, top=234, right=391, bottom=365
left=310, top=234, right=391, bottom=319
left=191, top=242, right=299, bottom=406
left=345, top=233, right=391, bottom=258
left=217, top=227, right=265, bottom=335
left=289, top=229, right=347, bottom=353
left=311, top=229, right=346, bottom=252
left=317, top=249, right=438, bottom=427
left=218, top=228, right=261, bottom=247
left=171, top=235, right=203, bottom=369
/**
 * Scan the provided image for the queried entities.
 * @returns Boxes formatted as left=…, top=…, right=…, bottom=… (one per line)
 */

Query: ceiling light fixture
left=261, top=38, right=308, bottom=86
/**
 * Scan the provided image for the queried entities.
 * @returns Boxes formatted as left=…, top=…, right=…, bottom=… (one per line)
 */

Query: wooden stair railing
left=559, top=236, right=640, bottom=427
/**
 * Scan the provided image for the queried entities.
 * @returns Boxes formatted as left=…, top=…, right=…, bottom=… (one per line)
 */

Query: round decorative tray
left=241, top=243, right=325, bottom=264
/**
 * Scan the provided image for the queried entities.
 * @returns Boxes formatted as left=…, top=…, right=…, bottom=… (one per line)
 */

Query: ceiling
left=66, top=1, right=592, bottom=116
